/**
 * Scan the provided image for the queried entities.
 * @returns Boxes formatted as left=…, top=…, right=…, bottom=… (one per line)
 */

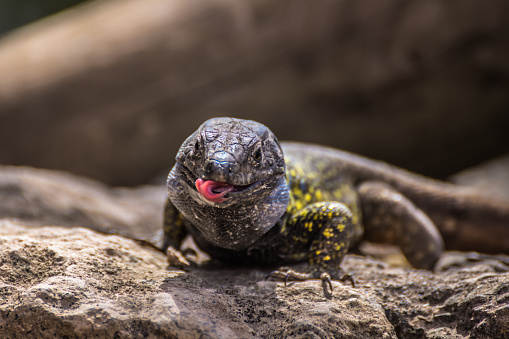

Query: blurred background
left=0, top=0, right=87, bottom=35
left=0, top=0, right=508, bottom=187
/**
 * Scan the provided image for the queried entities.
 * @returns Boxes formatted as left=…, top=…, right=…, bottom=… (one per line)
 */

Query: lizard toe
left=166, top=246, right=191, bottom=269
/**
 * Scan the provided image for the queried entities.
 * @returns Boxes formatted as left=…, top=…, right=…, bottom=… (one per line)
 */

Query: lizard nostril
left=206, top=161, right=213, bottom=173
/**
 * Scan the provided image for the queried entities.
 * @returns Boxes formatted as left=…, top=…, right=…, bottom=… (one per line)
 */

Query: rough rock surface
left=0, top=165, right=509, bottom=338
left=0, top=222, right=508, bottom=338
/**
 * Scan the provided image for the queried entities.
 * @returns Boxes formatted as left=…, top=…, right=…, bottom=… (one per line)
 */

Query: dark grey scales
left=163, top=117, right=509, bottom=291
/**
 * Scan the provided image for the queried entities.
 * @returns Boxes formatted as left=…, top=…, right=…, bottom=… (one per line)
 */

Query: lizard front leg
left=267, top=202, right=355, bottom=290
left=162, top=198, right=190, bottom=268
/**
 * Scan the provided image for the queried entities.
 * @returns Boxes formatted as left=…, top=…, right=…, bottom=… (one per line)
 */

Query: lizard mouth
left=174, top=163, right=263, bottom=204
left=195, top=178, right=253, bottom=203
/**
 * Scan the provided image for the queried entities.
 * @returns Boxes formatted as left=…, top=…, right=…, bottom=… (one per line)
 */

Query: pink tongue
left=195, top=178, right=235, bottom=203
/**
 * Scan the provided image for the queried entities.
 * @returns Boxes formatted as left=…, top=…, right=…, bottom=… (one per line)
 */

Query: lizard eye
left=253, top=147, right=262, bottom=162
left=191, top=138, right=203, bottom=158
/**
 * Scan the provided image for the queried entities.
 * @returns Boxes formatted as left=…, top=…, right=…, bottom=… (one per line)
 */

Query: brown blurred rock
left=0, top=0, right=508, bottom=185
left=0, top=165, right=165, bottom=242
left=451, top=153, right=509, bottom=201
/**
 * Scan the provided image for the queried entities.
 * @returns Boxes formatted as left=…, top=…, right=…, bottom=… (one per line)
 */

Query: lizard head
left=167, top=117, right=290, bottom=250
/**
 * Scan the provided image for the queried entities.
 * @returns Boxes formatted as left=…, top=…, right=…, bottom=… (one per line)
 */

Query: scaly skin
left=163, top=118, right=509, bottom=290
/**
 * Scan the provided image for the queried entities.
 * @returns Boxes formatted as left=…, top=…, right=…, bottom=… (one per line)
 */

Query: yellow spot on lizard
left=323, top=228, right=334, bottom=238
left=337, top=223, right=345, bottom=232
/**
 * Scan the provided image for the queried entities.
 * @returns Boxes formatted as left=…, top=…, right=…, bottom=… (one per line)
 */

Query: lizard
left=162, top=117, right=509, bottom=290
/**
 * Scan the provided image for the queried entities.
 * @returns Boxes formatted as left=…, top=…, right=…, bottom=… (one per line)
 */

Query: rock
left=0, top=165, right=165, bottom=242
left=1, top=0, right=509, bottom=186
left=0, top=221, right=508, bottom=338
left=451, top=153, right=509, bottom=201
left=0, top=162, right=508, bottom=338
left=0, top=222, right=384, bottom=338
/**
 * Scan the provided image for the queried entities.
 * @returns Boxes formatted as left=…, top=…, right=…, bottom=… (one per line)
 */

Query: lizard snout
left=204, top=152, right=238, bottom=182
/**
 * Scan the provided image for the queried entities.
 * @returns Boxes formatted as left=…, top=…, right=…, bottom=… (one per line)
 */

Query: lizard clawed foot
left=265, top=268, right=312, bottom=286
left=338, top=272, right=355, bottom=288
left=265, top=267, right=355, bottom=295
left=320, top=272, right=333, bottom=294
left=166, top=246, right=191, bottom=269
